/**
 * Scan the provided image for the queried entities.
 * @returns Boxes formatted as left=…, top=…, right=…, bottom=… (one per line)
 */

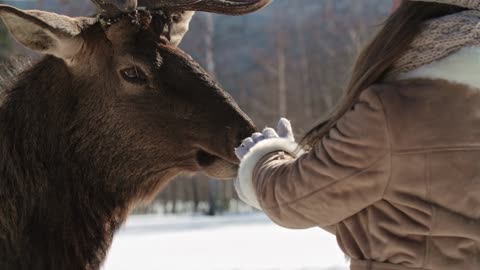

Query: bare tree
left=294, top=1, right=313, bottom=118
left=276, top=39, right=287, bottom=117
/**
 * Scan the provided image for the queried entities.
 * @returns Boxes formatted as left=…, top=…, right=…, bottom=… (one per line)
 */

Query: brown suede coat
left=252, top=79, right=480, bottom=270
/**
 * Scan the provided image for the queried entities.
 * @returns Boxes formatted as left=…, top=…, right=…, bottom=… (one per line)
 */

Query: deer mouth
left=195, top=149, right=238, bottom=179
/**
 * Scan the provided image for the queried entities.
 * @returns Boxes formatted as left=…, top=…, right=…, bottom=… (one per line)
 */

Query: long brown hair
left=301, top=1, right=466, bottom=147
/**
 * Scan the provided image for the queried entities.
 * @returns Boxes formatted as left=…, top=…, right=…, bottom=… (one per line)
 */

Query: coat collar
left=397, top=46, right=480, bottom=90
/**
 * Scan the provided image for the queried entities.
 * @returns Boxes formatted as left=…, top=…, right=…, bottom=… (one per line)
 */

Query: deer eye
left=120, top=67, right=148, bottom=85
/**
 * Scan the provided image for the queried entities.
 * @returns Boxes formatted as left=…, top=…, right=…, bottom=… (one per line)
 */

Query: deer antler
left=90, top=0, right=138, bottom=17
left=138, top=0, right=272, bottom=15
left=91, top=0, right=272, bottom=17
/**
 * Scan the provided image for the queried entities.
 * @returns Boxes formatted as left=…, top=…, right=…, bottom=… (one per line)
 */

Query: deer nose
left=236, top=118, right=257, bottom=145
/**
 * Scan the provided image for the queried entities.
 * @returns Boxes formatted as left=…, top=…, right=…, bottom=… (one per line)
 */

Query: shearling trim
left=398, top=46, right=480, bottom=90
left=235, top=138, right=304, bottom=209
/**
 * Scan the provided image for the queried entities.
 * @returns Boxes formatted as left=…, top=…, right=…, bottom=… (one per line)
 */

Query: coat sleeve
left=236, top=88, right=391, bottom=230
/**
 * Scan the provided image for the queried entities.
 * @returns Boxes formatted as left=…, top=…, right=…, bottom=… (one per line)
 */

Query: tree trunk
left=192, top=178, right=199, bottom=213
left=294, top=2, right=312, bottom=119
left=273, top=12, right=288, bottom=117
left=207, top=180, right=217, bottom=216
left=204, top=13, right=216, bottom=79
left=277, top=44, right=287, bottom=117
left=171, top=181, right=178, bottom=214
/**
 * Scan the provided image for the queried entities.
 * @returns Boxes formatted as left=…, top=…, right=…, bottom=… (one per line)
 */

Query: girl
left=235, top=1, right=480, bottom=270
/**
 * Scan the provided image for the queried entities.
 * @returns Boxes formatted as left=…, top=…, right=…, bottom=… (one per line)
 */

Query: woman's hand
left=234, top=118, right=302, bottom=209
left=235, top=118, right=295, bottom=161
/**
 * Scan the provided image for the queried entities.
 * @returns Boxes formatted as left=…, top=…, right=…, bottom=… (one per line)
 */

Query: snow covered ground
left=103, top=213, right=349, bottom=270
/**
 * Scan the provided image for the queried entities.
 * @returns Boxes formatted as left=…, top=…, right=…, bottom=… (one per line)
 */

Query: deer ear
left=169, top=11, right=195, bottom=47
left=0, top=5, right=89, bottom=60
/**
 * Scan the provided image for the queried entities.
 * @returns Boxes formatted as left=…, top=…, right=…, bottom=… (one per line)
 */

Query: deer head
left=0, top=0, right=271, bottom=201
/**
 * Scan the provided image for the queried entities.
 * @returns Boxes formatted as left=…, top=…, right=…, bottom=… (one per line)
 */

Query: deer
left=0, top=0, right=271, bottom=269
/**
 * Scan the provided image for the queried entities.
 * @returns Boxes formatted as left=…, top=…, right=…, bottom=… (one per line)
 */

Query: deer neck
left=0, top=57, right=134, bottom=270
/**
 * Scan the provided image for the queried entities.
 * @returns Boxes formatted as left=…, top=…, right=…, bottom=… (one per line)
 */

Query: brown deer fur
left=0, top=7, right=255, bottom=270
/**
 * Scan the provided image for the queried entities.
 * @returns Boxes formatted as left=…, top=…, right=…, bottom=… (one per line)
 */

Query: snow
left=103, top=213, right=349, bottom=270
